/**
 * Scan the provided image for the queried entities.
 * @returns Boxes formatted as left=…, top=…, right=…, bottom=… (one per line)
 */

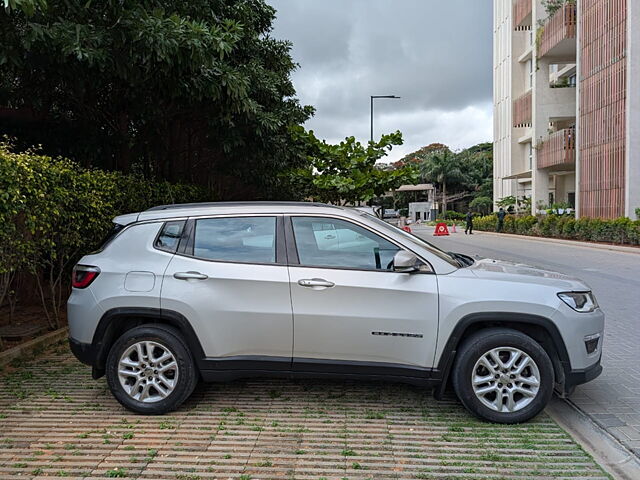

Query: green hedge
left=473, top=214, right=640, bottom=245
left=0, top=142, right=209, bottom=329
left=443, top=210, right=466, bottom=221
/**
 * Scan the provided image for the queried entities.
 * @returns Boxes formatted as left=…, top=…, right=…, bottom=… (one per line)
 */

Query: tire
left=106, top=324, right=198, bottom=414
left=451, top=327, right=554, bottom=424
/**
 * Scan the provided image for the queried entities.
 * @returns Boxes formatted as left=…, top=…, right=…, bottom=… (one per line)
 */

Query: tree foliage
left=469, top=196, right=493, bottom=215
left=393, top=143, right=449, bottom=168
left=0, top=0, right=312, bottom=198
left=419, top=149, right=462, bottom=213
left=399, top=141, right=493, bottom=212
left=456, top=142, right=493, bottom=199
left=286, top=128, right=418, bottom=205
left=542, top=0, right=575, bottom=16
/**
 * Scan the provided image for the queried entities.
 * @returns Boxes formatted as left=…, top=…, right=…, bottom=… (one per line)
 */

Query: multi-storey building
left=493, top=0, right=640, bottom=219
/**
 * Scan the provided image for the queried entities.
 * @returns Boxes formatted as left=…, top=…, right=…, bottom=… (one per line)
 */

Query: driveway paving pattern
left=0, top=342, right=609, bottom=479
left=419, top=225, right=640, bottom=458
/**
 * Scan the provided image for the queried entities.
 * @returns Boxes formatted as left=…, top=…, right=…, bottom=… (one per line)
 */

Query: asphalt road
left=415, top=226, right=640, bottom=457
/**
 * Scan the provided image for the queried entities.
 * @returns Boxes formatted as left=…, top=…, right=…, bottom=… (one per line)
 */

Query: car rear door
left=286, top=215, right=439, bottom=375
left=161, top=215, right=293, bottom=370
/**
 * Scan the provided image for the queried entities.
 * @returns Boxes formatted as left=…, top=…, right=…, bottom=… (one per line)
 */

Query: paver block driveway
left=0, top=342, right=609, bottom=479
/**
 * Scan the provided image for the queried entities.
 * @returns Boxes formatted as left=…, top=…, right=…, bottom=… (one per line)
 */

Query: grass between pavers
left=0, top=343, right=612, bottom=480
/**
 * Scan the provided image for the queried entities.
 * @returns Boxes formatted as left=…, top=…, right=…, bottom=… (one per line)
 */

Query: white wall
left=493, top=0, right=514, bottom=207
left=627, top=0, right=640, bottom=219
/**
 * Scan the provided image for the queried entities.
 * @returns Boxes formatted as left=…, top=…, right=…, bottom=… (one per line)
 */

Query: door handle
left=173, top=271, right=208, bottom=280
left=298, top=278, right=335, bottom=288
left=324, top=234, right=336, bottom=239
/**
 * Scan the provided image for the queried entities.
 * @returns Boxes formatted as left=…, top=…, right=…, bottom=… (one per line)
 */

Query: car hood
left=467, top=257, right=590, bottom=291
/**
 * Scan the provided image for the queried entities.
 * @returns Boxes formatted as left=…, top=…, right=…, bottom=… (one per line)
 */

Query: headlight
left=558, top=291, right=598, bottom=313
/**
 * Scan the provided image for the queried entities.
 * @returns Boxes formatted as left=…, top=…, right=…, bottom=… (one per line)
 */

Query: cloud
left=269, top=0, right=493, bottom=162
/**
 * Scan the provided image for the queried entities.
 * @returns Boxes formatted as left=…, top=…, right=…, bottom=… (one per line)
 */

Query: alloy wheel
left=471, top=346, right=540, bottom=413
left=118, top=341, right=179, bottom=403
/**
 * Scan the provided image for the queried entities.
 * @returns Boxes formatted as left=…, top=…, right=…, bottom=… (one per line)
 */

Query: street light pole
left=370, top=95, right=400, bottom=143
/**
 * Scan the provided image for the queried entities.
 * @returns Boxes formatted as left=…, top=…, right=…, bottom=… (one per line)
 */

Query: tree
left=286, top=127, right=418, bottom=205
left=420, top=149, right=463, bottom=214
left=469, top=196, right=493, bottom=215
left=496, top=196, right=517, bottom=210
left=392, top=142, right=449, bottom=169
left=0, top=0, right=312, bottom=198
left=542, top=0, right=575, bottom=16
left=398, top=141, right=493, bottom=213
left=1, top=0, right=46, bottom=16
left=458, top=142, right=493, bottom=200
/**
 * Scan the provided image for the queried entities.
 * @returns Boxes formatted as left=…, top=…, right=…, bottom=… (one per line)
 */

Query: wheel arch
left=434, top=312, right=569, bottom=398
left=90, top=307, right=205, bottom=379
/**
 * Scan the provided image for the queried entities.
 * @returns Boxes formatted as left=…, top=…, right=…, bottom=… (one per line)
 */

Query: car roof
left=146, top=201, right=339, bottom=212
left=114, top=201, right=356, bottom=225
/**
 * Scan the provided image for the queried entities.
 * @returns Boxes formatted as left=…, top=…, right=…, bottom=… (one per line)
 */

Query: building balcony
left=513, top=90, right=532, bottom=127
left=514, top=0, right=532, bottom=28
left=538, top=3, right=577, bottom=60
left=537, top=128, right=576, bottom=170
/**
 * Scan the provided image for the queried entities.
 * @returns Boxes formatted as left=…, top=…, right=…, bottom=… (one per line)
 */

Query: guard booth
left=408, top=202, right=434, bottom=223
left=394, top=183, right=435, bottom=223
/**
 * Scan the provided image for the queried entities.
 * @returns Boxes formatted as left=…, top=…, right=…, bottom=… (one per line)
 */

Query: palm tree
left=420, top=150, right=463, bottom=214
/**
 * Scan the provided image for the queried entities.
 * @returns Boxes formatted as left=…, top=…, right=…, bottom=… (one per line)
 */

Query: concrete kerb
left=0, top=326, right=68, bottom=368
left=547, top=397, right=640, bottom=480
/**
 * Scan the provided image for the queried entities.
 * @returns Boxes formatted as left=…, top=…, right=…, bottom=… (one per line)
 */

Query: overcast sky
left=268, top=0, right=493, bottom=163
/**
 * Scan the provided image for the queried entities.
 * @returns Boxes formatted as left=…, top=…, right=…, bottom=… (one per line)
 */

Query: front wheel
left=452, top=328, right=554, bottom=424
left=106, top=324, right=198, bottom=414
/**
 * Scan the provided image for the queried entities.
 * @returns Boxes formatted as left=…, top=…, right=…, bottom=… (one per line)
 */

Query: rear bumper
left=68, top=337, right=97, bottom=366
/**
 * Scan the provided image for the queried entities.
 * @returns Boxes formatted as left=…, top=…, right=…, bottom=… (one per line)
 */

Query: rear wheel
left=452, top=328, right=554, bottom=423
left=106, top=324, right=198, bottom=414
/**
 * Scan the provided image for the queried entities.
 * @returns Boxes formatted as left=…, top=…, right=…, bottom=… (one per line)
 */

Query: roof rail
left=145, top=201, right=338, bottom=212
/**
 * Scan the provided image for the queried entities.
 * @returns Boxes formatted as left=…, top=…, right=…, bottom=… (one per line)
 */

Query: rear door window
left=192, top=217, right=277, bottom=264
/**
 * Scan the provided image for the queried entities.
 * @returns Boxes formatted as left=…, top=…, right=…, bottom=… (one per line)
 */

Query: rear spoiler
left=112, top=212, right=141, bottom=226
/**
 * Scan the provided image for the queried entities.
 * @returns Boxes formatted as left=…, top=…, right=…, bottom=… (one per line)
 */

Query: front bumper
left=564, top=358, right=603, bottom=390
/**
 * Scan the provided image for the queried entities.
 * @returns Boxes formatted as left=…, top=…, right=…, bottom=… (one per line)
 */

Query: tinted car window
left=193, top=217, right=276, bottom=264
left=155, top=220, right=185, bottom=253
left=292, top=217, right=400, bottom=270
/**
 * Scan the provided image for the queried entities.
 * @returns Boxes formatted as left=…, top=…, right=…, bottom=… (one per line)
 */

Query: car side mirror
left=393, top=250, right=420, bottom=273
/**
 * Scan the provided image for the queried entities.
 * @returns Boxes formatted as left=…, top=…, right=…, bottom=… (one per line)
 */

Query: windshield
left=358, top=213, right=460, bottom=268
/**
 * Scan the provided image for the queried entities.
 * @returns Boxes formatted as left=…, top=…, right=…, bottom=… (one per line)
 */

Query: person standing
left=496, top=207, right=506, bottom=232
left=465, top=210, right=474, bottom=235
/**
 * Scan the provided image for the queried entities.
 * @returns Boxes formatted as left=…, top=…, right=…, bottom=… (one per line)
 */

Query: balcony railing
left=537, top=128, right=576, bottom=169
left=513, top=90, right=532, bottom=127
left=538, top=3, right=577, bottom=58
left=514, top=0, right=532, bottom=27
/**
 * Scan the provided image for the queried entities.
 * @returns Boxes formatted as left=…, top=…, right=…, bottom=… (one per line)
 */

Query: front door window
left=291, top=217, right=400, bottom=271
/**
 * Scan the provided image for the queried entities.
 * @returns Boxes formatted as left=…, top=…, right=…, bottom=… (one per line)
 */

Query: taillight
left=72, top=265, right=101, bottom=289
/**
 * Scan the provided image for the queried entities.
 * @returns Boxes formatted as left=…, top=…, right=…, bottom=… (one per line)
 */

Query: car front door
left=286, top=215, right=439, bottom=375
left=161, top=215, right=293, bottom=370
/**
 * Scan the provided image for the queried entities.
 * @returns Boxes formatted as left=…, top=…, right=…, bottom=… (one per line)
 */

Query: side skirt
left=198, top=356, right=441, bottom=388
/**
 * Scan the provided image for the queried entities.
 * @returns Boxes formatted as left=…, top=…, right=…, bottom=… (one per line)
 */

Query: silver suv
left=68, top=202, right=604, bottom=423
